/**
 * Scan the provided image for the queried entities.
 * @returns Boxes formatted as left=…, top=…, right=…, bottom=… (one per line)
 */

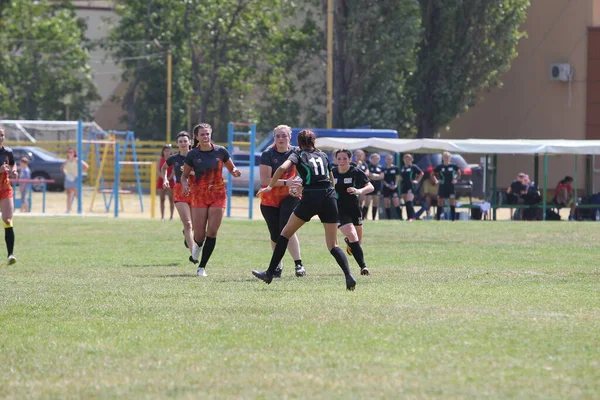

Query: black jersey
left=368, top=163, right=383, bottom=189
left=434, top=163, right=460, bottom=185
left=509, top=180, right=527, bottom=195
left=356, top=160, right=369, bottom=174
left=166, top=152, right=187, bottom=183
left=382, top=164, right=400, bottom=186
left=288, top=148, right=332, bottom=190
left=260, top=145, right=298, bottom=171
left=332, top=165, right=370, bottom=208
left=400, top=165, right=422, bottom=184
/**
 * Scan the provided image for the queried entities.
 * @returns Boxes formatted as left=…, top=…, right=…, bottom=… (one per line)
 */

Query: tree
left=412, top=0, right=529, bottom=138
left=0, top=0, right=100, bottom=120
left=106, top=0, right=317, bottom=141
left=329, top=0, right=421, bottom=133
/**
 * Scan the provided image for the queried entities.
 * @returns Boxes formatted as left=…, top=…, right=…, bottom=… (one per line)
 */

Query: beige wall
left=446, top=0, right=598, bottom=192
left=74, top=3, right=127, bottom=130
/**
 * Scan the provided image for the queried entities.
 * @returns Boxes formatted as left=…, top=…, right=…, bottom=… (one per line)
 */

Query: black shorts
left=382, top=186, right=399, bottom=198
left=338, top=205, right=363, bottom=227
left=506, top=193, right=521, bottom=205
left=294, top=188, right=339, bottom=224
left=260, top=196, right=300, bottom=242
left=438, top=184, right=455, bottom=198
left=400, top=183, right=415, bottom=195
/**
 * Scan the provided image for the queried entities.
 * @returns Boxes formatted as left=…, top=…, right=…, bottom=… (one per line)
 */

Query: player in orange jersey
left=181, top=123, right=242, bottom=277
left=0, top=127, right=17, bottom=265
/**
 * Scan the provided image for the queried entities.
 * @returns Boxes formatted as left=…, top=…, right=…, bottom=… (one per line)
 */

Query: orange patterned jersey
left=260, top=146, right=298, bottom=207
left=184, top=144, right=230, bottom=196
left=0, top=147, right=15, bottom=195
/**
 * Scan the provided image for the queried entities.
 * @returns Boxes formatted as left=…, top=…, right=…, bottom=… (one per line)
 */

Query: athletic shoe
left=345, top=274, right=356, bottom=291
left=7, top=255, right=16, bottom=265
left=189, top=255, right=198, bottom=264
left=295, top=264, right=306, bottom=277
left=344, top=237, right=353, bottom=256
left=360, top=266, right=370, bottom=276
left=273, top=262, right=283, bottom=278
left=183, top=230, right=188, bottom=248
left=252, top=270, right=273, bottom=284
left=197, top=267, right=207, bottom=277
left=191, top=243, right=200, bottom=262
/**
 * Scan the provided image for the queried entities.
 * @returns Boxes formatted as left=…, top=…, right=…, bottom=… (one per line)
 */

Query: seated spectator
left=506, top=172, right=527, bottom=220
left=414, top=168, right=438, bottom=220
left=553, top=176, right=576, bottom=221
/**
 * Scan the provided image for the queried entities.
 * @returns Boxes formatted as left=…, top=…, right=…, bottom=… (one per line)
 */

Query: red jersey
left=0, top=147, right=15, bottom=200
left=260, top=146, right=297, bottom=207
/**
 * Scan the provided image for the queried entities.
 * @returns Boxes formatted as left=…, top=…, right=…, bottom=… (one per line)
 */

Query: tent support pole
left=533, top=154, right=539, bottom=188
left=543, top=153, right=548, bottom=221
left=574, top=154, right=578, bottom=205
left=492, top=154, right=498, bottom=220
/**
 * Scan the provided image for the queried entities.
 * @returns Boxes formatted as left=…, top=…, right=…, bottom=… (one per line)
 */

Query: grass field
left=1, top=217, right=599, bottom=399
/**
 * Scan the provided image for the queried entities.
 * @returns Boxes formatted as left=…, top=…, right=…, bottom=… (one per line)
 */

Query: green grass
left=1, top=217, right=599, bottom=399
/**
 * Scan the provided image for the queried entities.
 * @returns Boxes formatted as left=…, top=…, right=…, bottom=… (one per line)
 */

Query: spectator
left=506, top=172, right=527, bottom=220
left=553, top=176, right=576, bottom=221
left=18, top=157, right=31, bottom=212
left=61, top=147, right=89, bottom=214
left=414, top=168, right=438, bottom=220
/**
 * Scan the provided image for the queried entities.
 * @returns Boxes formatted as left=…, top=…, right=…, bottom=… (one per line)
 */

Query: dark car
left=11, top=146, right=68, bottom=191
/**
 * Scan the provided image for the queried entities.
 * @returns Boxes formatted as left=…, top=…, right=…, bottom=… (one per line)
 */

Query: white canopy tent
left=315, top=137, right=600, bottom=155
left=315, top=137, right=600, bottom=220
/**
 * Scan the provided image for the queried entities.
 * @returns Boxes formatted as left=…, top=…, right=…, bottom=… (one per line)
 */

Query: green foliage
left=106, top=0, right=318, bottom=141
left=0, top=0, right=100, bottom=120
left=330, top=0, right=421, bottom=134
left=412, top=0, right=529, bottom=138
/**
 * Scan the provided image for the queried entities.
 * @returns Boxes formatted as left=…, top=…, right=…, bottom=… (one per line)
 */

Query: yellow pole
left=167, top=49, right=172, bottom=143
left=326, top=0, right=334, bottom=129
left=89, top=139, right=112, bottom=211
left=150, top=162, right=156, bottom=219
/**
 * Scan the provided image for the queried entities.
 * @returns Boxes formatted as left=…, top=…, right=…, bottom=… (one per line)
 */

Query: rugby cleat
left=252, top=270, right=273, bottom=284
left=360, top=266, right=370, bottom=276
left=7, top=255, right=16, bottom=265
left=345, top=274, right=356, bottom=291
left=295, top=265, right=306, bottom=277
left=344, top=237, right=353, bottom=256
left=191, top=243, right=200, bottom=262
left=189, top=255, right=199, bottom=264
left=197, top=267, right=207, bottom=277
left=273, top=262, right=283, bottom=278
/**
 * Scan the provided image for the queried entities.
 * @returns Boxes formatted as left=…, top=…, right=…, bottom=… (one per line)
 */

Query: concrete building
left=72, top=0, right=126, bottom=130
left=447, top=0, right=600, bottom=193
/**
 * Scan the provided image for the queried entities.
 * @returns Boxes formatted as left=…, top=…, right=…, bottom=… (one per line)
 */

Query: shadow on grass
left=160, top=273, right=197, bottom=278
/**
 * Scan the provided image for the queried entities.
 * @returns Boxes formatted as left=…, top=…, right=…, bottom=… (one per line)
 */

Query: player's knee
left=183, top=220, right=192, bottom=231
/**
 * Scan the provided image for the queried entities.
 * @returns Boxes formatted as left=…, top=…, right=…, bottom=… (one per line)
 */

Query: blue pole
left=248, top=123, right=256, bottom=220
left=77, top=120, right=83, bottom=214
left=128, top=131, right=144, bottom=212
left=226, top=122, right=233, bottom=218
left=114, top=142, right=120, bottom=218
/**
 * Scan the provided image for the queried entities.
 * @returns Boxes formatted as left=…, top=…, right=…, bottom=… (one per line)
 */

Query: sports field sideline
left=1, top=215, right=598, bottom=398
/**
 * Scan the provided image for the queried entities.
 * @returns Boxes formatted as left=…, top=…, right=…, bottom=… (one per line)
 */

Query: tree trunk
left=416, top=114, right=435, bottom=138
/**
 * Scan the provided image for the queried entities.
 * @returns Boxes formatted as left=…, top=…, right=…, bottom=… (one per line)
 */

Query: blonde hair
left=273, top=125, right=292, bottom=137
left=370, top=153, right=380, bottom=160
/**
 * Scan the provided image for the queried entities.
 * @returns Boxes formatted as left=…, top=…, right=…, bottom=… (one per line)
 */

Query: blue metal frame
left=226, top=122, right=256, bottom=219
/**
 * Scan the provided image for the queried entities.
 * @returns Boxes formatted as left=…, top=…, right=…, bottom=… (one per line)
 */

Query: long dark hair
left=297, top=129, right=316, bottom=150
left=192, top=123, right=212, bottom=148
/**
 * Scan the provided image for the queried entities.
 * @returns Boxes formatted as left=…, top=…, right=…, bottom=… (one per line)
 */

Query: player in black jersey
left=259, top=125, right=305, bottom=278
left=432, top=152, right=462, bottom=221
left=252, top=130, right=356, bottom=290
left=333, top=149, right=374, bottom=275
left=365, top=153, right=383, bottom=220
left=162, top=131, right=195, bottom=262
left=353, top=149, right=369, bottom=217
left=399, top=154, right=423, bottom=221
left=381, top=154, right=402, bottom=220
